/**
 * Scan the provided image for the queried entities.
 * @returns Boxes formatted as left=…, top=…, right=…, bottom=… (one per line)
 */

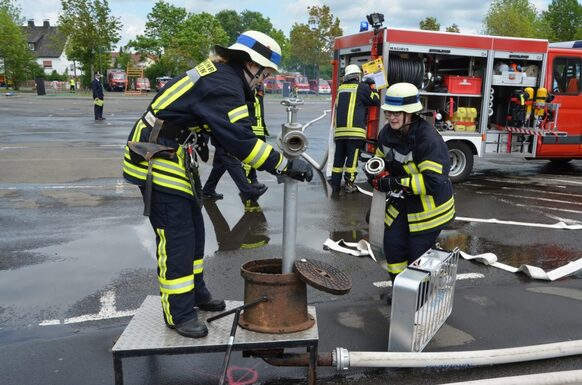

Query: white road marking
left=39, top=289, right=136, bottom=326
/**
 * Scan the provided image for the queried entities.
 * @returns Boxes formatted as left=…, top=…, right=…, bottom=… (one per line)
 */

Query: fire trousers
left=142, top=187, right=210, bottom=326
left=383, top=204, right=440, bottom=281
left=331, top=139, right=364, bottom=189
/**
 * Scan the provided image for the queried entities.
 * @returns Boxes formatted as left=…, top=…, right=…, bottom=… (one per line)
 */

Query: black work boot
left=197, top=296, right=226, bottom=311
left=173, top=318, right=208, bottom=338
left=251, top=181, right=266, bottom=190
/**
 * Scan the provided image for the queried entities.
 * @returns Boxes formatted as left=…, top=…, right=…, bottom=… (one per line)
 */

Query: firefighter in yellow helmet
left=331, top=64, right=380, bottom=194
left=122, top=31, right=313, bottom=339
left=366, top=82, right=455, bottom=281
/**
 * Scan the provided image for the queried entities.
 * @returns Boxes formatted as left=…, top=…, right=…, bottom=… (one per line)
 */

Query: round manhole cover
left=294, top=259, right=352, bottom=295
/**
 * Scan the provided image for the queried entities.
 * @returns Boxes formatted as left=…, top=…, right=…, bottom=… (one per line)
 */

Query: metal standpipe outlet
left=278, top=98, right=308, bottom=274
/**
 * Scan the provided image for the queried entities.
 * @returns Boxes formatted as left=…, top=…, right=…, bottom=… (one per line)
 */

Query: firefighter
left=243, top=82, right=269, bottom=190
left=92, top=72, right=105, bottom=120
left=122, top=30, right=313, bottom=338
left=331, top=64, right=380, bottom=194
left=366, top=82, right=455, bottom=281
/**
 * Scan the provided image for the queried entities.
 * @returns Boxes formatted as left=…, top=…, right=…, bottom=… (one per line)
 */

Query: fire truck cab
left=330, top=24, right=582, bottom=182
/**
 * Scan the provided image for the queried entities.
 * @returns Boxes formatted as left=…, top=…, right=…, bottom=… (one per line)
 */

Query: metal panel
left=388, top=248, right=459, bottom=352
left=112, top=296, right=318, bottom=354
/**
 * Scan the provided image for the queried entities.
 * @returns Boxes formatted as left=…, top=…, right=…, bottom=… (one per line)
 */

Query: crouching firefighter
left=122, top=30, right=313, bottom=338
left=366, top=82, right=455, bottom=282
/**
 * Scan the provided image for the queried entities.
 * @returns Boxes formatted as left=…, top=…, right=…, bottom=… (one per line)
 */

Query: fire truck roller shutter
left=387, top=56, right=425, bottom=89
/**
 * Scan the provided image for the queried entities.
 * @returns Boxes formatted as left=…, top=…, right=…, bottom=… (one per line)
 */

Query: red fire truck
left=329, top=23, right=582, bottom=182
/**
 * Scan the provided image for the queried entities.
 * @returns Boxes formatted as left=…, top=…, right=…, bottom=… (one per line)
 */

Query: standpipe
left=278, top=98, right=308, bottom=273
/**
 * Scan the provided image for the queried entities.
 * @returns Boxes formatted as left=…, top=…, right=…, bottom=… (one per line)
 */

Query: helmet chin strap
left=243, top=64, right=264, bottom=89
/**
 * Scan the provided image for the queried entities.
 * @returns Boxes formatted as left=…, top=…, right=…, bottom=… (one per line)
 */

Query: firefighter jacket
left=248, top=90, right=269, bottom=138
left=334, top=79, right=380, bottom=140
left=375, top=117, right=455, bottom=233
left=123, top=60, right=288, bottom=199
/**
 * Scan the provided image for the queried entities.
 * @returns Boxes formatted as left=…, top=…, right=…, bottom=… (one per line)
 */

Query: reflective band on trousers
left=158, top=274, right=195, bottom=294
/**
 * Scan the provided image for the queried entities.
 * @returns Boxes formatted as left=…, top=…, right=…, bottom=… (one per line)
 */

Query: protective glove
left=283, top=158, right=313, bottom=182
left=368, top=175, right=400, bottom=193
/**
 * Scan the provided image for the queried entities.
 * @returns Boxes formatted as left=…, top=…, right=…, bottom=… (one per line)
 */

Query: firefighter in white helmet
left=366, top=82, right=455, bottom=282
left=123, top=30, right=313, bottom=339
left=331, top=64, right=380, bottom=194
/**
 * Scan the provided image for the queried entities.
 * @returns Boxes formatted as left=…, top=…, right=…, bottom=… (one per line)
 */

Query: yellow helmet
left=215, top=30, right=282, bottom=72
left=381, top=82, right=423, bottom=114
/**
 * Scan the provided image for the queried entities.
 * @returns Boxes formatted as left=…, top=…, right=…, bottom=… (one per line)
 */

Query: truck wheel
left=447, top=141, right=473, bottom=183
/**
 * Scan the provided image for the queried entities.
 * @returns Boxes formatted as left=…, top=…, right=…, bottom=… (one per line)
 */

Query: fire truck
left=329, top=20, right=582, bottom=182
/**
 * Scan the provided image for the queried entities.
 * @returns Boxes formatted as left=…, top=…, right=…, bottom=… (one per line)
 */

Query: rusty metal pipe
left=250, top=351, right=333, bottom=367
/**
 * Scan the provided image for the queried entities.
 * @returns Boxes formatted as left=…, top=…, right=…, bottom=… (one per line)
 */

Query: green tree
left=446, top=24, right=460, bottom=33
left=419, top=17, right=440, bottom=31
left=168, top=12, right=228, bottom=72
left=0, top=7, right=36, bottom=88
left=129, top=1, right=187, bottom=57
left=289, top=5, right=342, bottom=78
left=0, top=0, right=23, bottom=23
left=240, top=9, right=273, bottom=32
left=58, top=0, right=122, bottom=85
left=483, top=0, right=542, bottom=38
left=215, top=9, right=242, bottom=45
left=541, top=0, right=582, bottom=41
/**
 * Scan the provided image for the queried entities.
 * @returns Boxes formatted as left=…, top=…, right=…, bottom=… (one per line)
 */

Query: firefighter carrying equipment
left=375, top=117, right=455, bottom=234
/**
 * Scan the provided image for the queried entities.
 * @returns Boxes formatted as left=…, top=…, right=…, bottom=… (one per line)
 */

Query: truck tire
left=447, top=141, right=473, bottom=183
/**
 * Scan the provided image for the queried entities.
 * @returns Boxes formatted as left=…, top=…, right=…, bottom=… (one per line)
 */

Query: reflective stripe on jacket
left=334, top=79, right=380, bottom=140
left=123, top=60, right=287, bottom=199
left=376, top=118, right=455, bottom=233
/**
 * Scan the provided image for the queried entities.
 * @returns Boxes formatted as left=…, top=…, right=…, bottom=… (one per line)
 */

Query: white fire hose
left=332, top=339, right=582, bottom=375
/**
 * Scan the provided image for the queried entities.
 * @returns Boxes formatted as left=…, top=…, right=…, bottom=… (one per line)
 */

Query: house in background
left=24, top=19, right=78, bottom=76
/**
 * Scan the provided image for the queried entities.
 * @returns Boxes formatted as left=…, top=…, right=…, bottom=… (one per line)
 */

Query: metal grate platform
left=112, top=296, right=319, bottom=384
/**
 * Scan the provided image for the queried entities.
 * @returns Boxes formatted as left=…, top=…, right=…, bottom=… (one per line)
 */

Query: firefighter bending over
left=331, top=64, right=380, bottom=194
left=366, top=83, right=455, bottom=282
left=122, top=31, right=313, bottom=339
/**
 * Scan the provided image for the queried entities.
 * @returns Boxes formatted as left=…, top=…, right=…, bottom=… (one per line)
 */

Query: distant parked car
left=136, top=77, right=151, bottom=92
left=264, top=75, right=285, bottom=93
left=155, top=76, right=173, bottom=91
left=309, top=78, right=331, bottom=94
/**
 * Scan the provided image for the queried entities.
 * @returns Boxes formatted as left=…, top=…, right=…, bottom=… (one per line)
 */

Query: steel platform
left=112, top=295, right=319, bottom=385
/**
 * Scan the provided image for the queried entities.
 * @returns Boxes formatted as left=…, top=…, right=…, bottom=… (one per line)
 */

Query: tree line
left=1, top=0, right=581, bottom=89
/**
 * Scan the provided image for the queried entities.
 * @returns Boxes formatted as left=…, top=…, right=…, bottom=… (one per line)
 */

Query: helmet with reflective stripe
left=381, top=82, right=423, bottom=114
left=344, top=64, right=362, bottom=81
left=215, top=31, right=282, bottom=72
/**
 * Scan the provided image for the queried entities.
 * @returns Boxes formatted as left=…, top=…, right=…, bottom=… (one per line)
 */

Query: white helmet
left=215, top=30, right=282, bottom=72
left=381, top=82, right=423, bottom=114
left=344, top=64, right=362, bottom=81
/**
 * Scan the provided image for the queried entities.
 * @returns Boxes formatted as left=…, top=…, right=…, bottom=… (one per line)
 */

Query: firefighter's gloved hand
left=284, top=158, right=313, bottom=182
left=369, top=175, right=399, bottom=192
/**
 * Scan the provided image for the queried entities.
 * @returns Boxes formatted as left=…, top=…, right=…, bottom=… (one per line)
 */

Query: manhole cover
left=294, top=259, right=352, bottom=295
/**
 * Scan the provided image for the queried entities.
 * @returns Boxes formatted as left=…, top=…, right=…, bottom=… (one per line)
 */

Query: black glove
left=369, top=175, right=399, bottom=192
left=284, top=158, right=313, bottom=182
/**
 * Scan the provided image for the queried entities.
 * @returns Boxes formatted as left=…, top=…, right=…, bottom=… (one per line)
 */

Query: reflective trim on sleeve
left=243, top=139, right=273, bottom=168
left=228, top=105, right=250, bottom=123
left=418, top=160, right=443, bottom=174
left=410, top=173, right=427, bottom=195
left=275, top=156, right=288, bottom=173
left=158, top=274, right=195, bottom=295
left=151, top=75, right=194, bottom=113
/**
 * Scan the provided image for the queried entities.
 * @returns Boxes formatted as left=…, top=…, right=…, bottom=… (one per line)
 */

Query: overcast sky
left=18, top=0, right=553, bottom=48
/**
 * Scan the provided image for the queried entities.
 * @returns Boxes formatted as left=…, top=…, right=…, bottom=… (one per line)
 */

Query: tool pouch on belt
left=127, top=141, right=176, bottom=217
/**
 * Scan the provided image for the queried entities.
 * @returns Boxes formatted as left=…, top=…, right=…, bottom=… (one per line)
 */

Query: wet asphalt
left=0, top=91, right=581, bottom=385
